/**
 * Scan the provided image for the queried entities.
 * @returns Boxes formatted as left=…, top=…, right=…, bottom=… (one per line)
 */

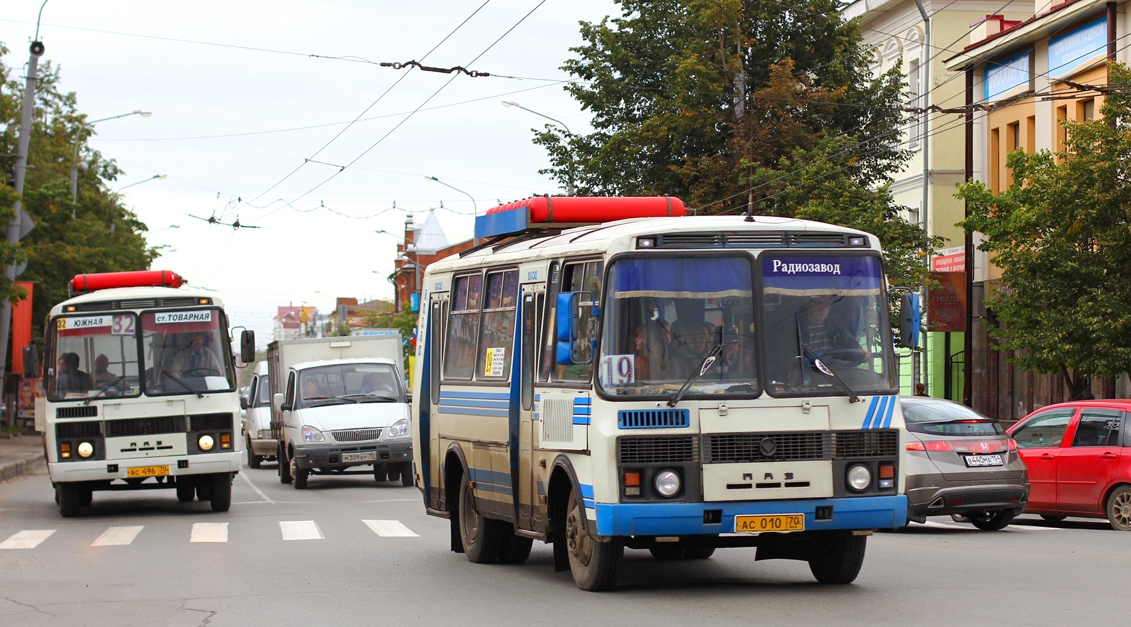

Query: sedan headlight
left=301, top=425, right=325, bottom=442
left=846, top=464, right=872, bottom=491
left=386, top=419, right=410, bottom=438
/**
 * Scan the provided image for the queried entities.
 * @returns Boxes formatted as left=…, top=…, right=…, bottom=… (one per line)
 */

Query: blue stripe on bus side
left=580, top=484, right=594, bottom=499
left=868, top=396, right=886, bottom=429
left=436, top=406, right=509, bottom=418
left=573, top=406, right=592, bottom=415
left=862, top=397, right=878, bottom=430
left=574, top=397, right=592, bottom=406
left=882, top=396, right=896, bottom=429
left=439, top=398, right=510, bottom=409
left=439, top=390, right=511, bottom=400
left=468, top=467, right=512, bottom=487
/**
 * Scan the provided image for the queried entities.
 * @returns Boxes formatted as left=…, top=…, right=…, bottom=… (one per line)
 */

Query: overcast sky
left=1, top=0, right=616, bottom=344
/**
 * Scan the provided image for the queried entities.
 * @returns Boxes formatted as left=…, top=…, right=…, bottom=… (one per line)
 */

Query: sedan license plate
left=964, top=454, right=1004, bottom=468
left=735, top=514, right=805, bottom=534
left=342, top=452, right=377, bottom=463
left=127, top=465, right=169, bottom=478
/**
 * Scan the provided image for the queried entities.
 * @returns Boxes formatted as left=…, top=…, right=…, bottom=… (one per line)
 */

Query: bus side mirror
left=23, top=345, right=40, bottom=377
left=556, top=291, right=596, bottom=365
left=899, top=293, right=920, bottom=348
left=240, top=330, right=255, bottom=364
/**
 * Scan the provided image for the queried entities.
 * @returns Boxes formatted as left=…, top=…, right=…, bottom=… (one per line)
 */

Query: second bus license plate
left=735, top=514, right=805, bottom=534
left=342, top=452, right=377, bottom=463
left=127, top=465, right=169, bottom=478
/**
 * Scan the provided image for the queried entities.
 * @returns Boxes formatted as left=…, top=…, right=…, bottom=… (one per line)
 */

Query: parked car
left=1007, top=400, right=1131, bottom=531
left=243, top=361, right=277, bottom=468
left=901, top=396, right=1030, bottom=530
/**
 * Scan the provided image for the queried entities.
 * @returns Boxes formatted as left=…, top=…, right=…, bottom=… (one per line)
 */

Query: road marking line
left=363, top=520, right=419, bottom=537
left=239, top=471, right=273, bottom=503
left=0, top=530, right=56, bottom=550
left=191, top=522, right=229, bottom=543
left=280, top=520, right=323, bottom=541
left=92, top=526, right=144, bottom=546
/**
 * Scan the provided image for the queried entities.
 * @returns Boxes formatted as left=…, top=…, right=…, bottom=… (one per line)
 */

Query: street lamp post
left=424, top=176, right=479, bottom=246
left=114, top=174, right=167, bottom=194
left=501, top=100, right=576, bottom=195
left=71, top=110, right=152, bottom=210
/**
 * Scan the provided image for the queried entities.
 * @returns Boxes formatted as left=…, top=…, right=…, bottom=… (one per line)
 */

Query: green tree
left=957, top=62, right=1131, bottom=398
left=1, top=42, right=159, bottom=343
left=534, top=0, right=938, bottom=292
left=354, top=302, right=419, bottom=361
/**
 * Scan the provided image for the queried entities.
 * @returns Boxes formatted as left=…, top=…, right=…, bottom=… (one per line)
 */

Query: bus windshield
left=142, top=309, right=236, bottom=396
left=48, top=314, right=143, bottom=401
left=598, top=256, right=759, bottom=396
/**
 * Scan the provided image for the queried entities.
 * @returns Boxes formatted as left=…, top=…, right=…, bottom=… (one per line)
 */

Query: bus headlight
left=386, top=419, right=409, bottom=439
left=301, top=426, right=325, bottom=442
left=198, top=434, right=215, bottom=451
left=654, top=469, right=681, bottom=497
left=846, top=464, right=872, bottom=491
left=77, top=442, right=94, bottom=458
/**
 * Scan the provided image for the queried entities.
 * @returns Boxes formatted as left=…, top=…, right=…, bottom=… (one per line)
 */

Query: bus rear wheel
left=458, top=472, right=504, bottom=563
left=808, top=531, right=866, bottom=585
left=564, top=488, right=622, bottom=591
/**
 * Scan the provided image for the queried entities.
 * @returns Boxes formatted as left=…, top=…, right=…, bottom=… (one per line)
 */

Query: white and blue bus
left=411, top=197, right=906, bottom=590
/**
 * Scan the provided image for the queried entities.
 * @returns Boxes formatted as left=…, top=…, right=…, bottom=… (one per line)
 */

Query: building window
left=1080, top=98, right=1096, bottom=121
left=989, top=127, right=1001, bottom=193
left=908, top=58, right=921, bottom=148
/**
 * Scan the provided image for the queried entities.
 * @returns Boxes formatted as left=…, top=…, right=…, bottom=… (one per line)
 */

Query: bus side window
left=555, top=259, right=603, bottom=382
left=521, top=293, right=536, bottom=410
left=539, top=261, right=560, bottom=382
left=429, top=300, right=443, bottom=405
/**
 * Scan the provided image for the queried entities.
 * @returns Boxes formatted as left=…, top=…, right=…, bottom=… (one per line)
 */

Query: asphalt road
left=3, top=462, right=1128, bottom=626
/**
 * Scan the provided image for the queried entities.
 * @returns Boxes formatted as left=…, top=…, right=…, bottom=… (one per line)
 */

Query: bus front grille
left=188, top=413, right=234, bottom=431
left=56, top=406, right=98, bottom=419
left=105, top=416, right=186, bottom=437
left=832, top=430, right=899, bottom=459
left=703, top=432, right=829, bottom=463
left=56, top=421, right=103, bottom=439
left=617, top=436, right=699, bottom=464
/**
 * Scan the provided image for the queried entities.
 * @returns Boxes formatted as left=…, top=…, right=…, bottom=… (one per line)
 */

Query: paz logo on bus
left=155, top=311, right=213, bottom=324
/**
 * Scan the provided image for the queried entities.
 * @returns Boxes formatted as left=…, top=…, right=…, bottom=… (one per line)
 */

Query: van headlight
left=301, top=426, right=325, bottom=442
left=386, top=419, right=410, bottom=439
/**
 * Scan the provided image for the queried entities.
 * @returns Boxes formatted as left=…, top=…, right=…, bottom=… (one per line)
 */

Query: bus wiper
left=668, top=343, right=723, bottom=407
left=83, top=376, right=127, bottom=405
left=793, top=311, right=860, bottom=403
left=162, top=370, right=205, bottom=399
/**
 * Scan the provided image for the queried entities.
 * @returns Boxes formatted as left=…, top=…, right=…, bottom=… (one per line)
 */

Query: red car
left=1007, top=400, right=1131, bottom=530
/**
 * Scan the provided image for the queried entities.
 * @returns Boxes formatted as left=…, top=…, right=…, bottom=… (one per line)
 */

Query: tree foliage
left=534, top=0, right=939, bottom=291
left=957, top=62, right=1131, bottom=396
left=352, top=302, right=419, bottom=361
left=1, top=42, right=159, bottom=342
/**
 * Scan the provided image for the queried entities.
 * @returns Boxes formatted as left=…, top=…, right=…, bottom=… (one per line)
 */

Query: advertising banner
left=928, top=272, right=967, bottom=332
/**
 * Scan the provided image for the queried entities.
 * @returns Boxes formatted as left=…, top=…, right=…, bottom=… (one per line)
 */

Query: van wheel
left=459, top=472, right=504, bottom=563
left=279, top=444, right=293, bottom=484
left=374, top=466, right=387, bottom=482
left=247, top=438, right=261, bottom=469
left=176, top=485, right=195, bottom=502
left=808, top=531, right=866, bottom=584
left=565, top=487, right=622, bottom=591
left=1106, top=485, right=1131, bottom=531
left=210, top=474, right=232, bottom=512
left=400, top=463, right=413, bottom=487
left=387, top=469, right=401, bottom=482
left=294, top=467, right=309, bottom=490
left=58, top=484, right=81, bottom=518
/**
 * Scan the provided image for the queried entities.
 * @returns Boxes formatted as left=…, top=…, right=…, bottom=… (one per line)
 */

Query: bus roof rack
left=69, top=270, right=185, bottom=296
left=475, top=196, right=687, bottom=241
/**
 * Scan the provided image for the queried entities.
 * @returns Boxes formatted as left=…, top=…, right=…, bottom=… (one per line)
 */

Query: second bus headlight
left=198, top=434, right=215, bottom=451
left=77, top=442, right=94, bottom=458
left=654, top=469, right=681, bottom=497
left=847, top=464, right=872, bottom=491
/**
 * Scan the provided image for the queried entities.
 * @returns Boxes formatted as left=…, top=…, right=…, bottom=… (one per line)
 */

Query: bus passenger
left=56, top=353, right=93, bottom=395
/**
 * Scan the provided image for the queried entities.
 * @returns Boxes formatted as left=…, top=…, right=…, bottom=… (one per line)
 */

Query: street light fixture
left=114, top=174, right=166, bottom=194
left=71, top=109, right=152, bottom=210
left=424, top=176, right=479, bottom=246
left=501, top=100, right=576, bottom=195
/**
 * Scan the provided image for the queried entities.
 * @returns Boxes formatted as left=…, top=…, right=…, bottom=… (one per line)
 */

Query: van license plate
left=127, top=465, right=169, bottom=478
left=342, top=452, right=377, bottom=463
left=735, top=514, right=805, bottom=533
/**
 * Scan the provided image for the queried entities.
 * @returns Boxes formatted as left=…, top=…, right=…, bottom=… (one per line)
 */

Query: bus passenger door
left=516, top=288, right=542, bottom=528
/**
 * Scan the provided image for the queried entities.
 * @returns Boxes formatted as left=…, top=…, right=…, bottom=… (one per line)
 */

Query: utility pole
left=0, top=39, right=45, bottom=384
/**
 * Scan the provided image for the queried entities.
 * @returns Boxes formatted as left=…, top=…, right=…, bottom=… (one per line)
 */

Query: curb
left=0, top=455, right=45, bottom=483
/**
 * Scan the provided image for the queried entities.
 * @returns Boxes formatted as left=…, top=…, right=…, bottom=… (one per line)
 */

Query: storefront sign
left=928, top=271, right=967, bottom=332
left=984, top=50, right=1030, bottom=102
left=1049, top=18, right=1107, bottom=79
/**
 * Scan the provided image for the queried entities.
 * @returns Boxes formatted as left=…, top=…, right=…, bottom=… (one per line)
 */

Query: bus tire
left=78, top=486, right=94, bottom=506
left=565, top=487, right=622, bottom=591
left=400, top=463, right=413, bottom=487
left=649, top=547, right=686, bottom=560
left=498, top=534, right=534, bottom=565
left=458, top=473, right=504, bottom=563
left=808, top=531, right=866, bottom=585
left=210, top=473, right=232, bottom=512
left=685, top=547, right=716, bottom=559
left=279, top=444, right=293, bottom=484
left=247, top=438, right=262, bottom=469
left=196, top=482, right=212, bottom=502
left=176, top=485, right=195, bottom=502
left=58, top=484, right=81, bottom=518
left=294, top=467, right=309, bottom=490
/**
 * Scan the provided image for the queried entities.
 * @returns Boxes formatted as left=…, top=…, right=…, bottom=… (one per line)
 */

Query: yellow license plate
left=735, top=514, right=805, bottom=534
left=127, top=465, right=169, bottom=478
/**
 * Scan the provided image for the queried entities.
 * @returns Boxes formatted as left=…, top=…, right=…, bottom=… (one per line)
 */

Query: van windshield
left=297, top=363, right=403, bottom=408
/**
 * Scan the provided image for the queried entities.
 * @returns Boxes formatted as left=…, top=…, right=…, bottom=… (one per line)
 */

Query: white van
left=243, top=361, right=277, bottom=468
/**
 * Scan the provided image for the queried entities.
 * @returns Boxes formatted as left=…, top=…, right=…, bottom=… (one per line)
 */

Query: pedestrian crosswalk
left=0, top=519, right=422, bottom=550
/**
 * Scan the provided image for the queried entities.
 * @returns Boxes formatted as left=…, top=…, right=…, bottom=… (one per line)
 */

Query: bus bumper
left=594, top=495, right=908, bottom=537
left=48, top=451, right=242, bottom=483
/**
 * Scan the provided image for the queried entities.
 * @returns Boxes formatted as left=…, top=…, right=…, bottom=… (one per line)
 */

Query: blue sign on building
left=1048, top=17, right=1107, bottom=79
left=984, top=50, right=1031, bottom=102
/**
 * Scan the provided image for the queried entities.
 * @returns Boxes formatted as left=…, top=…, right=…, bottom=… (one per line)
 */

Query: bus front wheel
left=564, top=488, right=622, bottom=591
left=210, top=473, right=232, bottom=512
left=58, top=484, right=82, bottom=518
left=458, top=473, right=504, bottom=563
left=808, top=531, right=866, bottom=584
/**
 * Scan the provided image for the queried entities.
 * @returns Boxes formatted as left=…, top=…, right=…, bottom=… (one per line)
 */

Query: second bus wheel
left=196, top=482, right=212, bottom=501
left=564, top=488, right=622, bottom=591
left=458, top=472, right=505, bottom=563
left=808, top=531, right=866, bottom=585
left=176, top=484, right=195, bottom=502
left=57, top=484, right=82, bottom=518
left=210, top=473, right=232, bottom=512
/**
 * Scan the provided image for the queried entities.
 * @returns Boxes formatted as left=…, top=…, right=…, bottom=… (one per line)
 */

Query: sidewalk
left=0, top=432, right=46, bottom=483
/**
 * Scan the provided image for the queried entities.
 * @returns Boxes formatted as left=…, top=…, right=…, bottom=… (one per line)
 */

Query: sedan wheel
left=1106, top=486, right=1131, bottom=531
left=968, top=509, right=1015, bottom=531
